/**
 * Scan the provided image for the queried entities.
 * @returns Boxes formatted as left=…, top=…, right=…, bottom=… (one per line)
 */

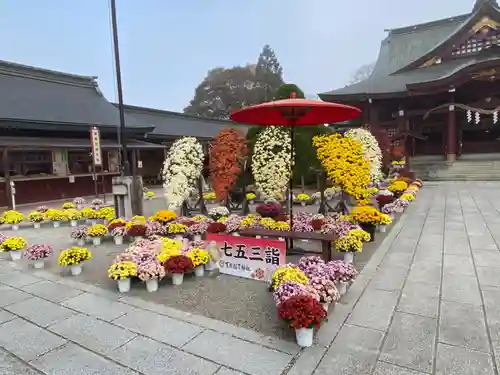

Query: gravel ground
left=0, top=195, right=398, bottom=340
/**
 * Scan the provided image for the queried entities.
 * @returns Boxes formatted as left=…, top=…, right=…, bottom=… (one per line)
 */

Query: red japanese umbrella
left=230, top=94, right=361, bottom=245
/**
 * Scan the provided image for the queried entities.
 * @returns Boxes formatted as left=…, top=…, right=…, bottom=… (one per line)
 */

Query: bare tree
left=349, top=62, right=375, bottom=84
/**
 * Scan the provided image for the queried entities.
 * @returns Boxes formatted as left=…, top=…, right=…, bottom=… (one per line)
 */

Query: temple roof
left=320, top=1, right=500, bottom=100
left=0, top=60, right=151, bottom=129
left=120, top=104, right=249, bottom=139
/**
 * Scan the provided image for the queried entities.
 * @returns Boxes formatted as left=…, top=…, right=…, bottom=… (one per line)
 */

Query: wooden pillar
left=447, top=88, right=457, bottom=162
left=2, top=148, right=12, bottom=209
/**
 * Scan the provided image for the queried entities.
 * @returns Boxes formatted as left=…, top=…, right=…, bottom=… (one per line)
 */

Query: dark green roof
left=0, top=60, right=151, bottom=129
left=120, top=104, right=250, bottom=139
left=319, top=1, right=500, bottom=100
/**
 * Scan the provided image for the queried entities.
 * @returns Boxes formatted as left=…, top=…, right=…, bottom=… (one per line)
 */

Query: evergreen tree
left=254, top=45, right=284, bottom=103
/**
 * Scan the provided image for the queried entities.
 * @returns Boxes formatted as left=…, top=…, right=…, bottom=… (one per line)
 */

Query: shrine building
left=320, top=0, right=500, bottom=162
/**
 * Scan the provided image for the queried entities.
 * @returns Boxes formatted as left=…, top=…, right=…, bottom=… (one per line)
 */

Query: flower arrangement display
left=246, top=192, right=256, bottom=202
left=137, top=260, right=166, bottom=292
left=293, top=212, right=314, bottom=232
left=186, top=247, right=209, bottom=276
left=58, top=246, right=92, bottom=275
left=325, top=260, right=357, bottom=284
left=45, top=209, right=67, bottom=225
left=308, top=274, right=340, bottom=305
left=3, top=210, right=24, bottom=225
left=157, top=238, right=182, bottom=262
left=131, top=215, right=147, bottom=223
left=151, top=210, right=176, bottom=224
left=145, top=221, right=168, bottom=237
left=313, top=134, right=371, bottom=204
left=81, top=207, right=98, bottom=220
left=203, top=192, right=216, bottom=200
left=256, top=202, right=282, bottom=218
left=162, top=137, right=204, bottom=210
left=334, top=235, right=365, bottom=253
left=62, top=202, right=76, bottom=209
left=344, top=128, right=383, bottom=183
left=111, top=226, right=127, bottom=238
left=87, top=224, right=108, bottom=237
left=1, top=236, right=27, bottom=252
left=24, top=244, right=53, bottom=268
left=98, top=207, right=115, bottom=221
left=144, top=191, right=155, bottom=199
left=209, top=128, right=247, bottom=202
left=164, top=254, right=194, bottom=285
left=388, top=180, right=408, bottom=194
left=400, top=193, right=415, bottom=201
left=36, top=205, right=48, bottom=213
left=28, top=211, right=44, bottom=224
left=271, top=265, right=309, bottom=290
left=108, top=218, right=127, bottom=230
left=70, top=226, right=88, bottom=245
left=187, top=221, right=209, bottom=240
left=167, top=223, right=187, bottom=235
left=252, top=126, right=292, bottom=199
left=91, top=198, right=104, bottom=208
left=277, top=295, right=327, bottom=347
left=296, top=193, right=310, bottom=202
left=273, top=281, right=319, bottom=305
left=65, top=209, right=81, bottom=221
left=108, top=261, right=137, bottom=280
left=349, top=206, right=388, bottom=225
left=208, top=206, right=229, bottom=221
left=126, top=222, right=147, bottom=238
left=206, top=222, right=226, bottom=234
left=73, top=197, right=86, bottom=206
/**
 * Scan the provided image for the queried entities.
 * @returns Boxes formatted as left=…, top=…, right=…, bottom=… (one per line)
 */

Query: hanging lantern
left=467, top=110, right=472, bottom=122
left=475, top=112, right=480, bottom=124
left=494, top=111, right=498, bottom=124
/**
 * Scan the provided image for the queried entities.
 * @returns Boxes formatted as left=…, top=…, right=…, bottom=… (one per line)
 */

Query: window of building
left=8, top=151, right=53, bottom=176
left=451, top=27, right=500, bottom=56
left=67, top=150, right=93, bottom=174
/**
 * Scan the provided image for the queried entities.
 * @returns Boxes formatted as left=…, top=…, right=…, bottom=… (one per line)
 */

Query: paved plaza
left=0, top=182, right=499, bottom=374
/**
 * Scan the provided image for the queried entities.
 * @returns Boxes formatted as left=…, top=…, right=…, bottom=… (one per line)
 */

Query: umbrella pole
left=288, top=126, right=295, bottom=251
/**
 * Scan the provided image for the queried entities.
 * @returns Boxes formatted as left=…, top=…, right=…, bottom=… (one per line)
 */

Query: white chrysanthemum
left=251, top=127, right=293, bottom=199
left=162, top=137, right=204, bottom=210
left=345, top=128, right=383, bottom=183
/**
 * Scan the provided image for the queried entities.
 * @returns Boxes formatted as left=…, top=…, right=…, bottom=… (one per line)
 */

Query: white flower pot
left=70, top=264, right=82, bottom=276
left=9, top=251, right=22, bottom=261
left=53, top=221, right=60, bottom=228
left=389, top=213, right=395, bottom=221
left=232, top=233, right=240, bottom=236
left=11, top=224, right=19, bottom=231
left=172, top=273, right=184, bottom=285
left=70, top=220, right=78, bottom=227
left=174, top=234, right=183, bottom=241
left=193, top=234, right=202, bottom=242
left=295, top=328, right=314, bottom=347
left=322, top=302, right=329, bottom=312
left=90, top=220, right=97, bottom=225
left=194, top=266, right=204, bottom=277
left=133, top=236, right=142, bottom=242
left=117, top=278, right=131, bottom=293
left=114, top=236, right=123, bottom=245
left=76, top=204, right=83, bottom=211
left=343, top=252, right=354, bottom=264
left=205, top=260, right=217, bottom=271
left=86, top=219, right=91, bottom=224
left=249, top=200, right=254, bottom=204
left=77, top=239, right=86, bottom=246
left=146, top=279, right=158, bottom=292
left=33, top=222, right=41, bottom=229
left=92, top=237, right=102, bottom=246
left=300, top=201, right=306, bottom=207
left=336, top=281, right=348, bottom=297
left=378, top=225, right=386, bottom=233
left=33, top=260, right=45, bottom=269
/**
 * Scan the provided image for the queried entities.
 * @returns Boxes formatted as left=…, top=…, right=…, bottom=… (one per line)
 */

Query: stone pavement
left=1, top=181, right=500, bottom=374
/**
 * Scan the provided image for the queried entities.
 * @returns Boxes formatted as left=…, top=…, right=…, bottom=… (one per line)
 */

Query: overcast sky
left=0, top=0, right=480, bottom=111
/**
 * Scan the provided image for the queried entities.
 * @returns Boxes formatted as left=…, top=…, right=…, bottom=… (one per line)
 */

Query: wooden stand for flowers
left=181, top=176, right=207, bottom=217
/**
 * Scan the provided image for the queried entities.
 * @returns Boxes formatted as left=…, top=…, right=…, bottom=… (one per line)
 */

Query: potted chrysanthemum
left=3, top=210, right=24, bottom=230
left=45, top=209, right=66, bottom=228
left=126, top=222, right=147, bottom=241
left=65, top=209, right=82, bottom=227
left=58, top=246, right=92, bottom=276
left=137, top=260, right=165, bottom=292
left=296, top=193, right=310, bottom=207
left=208, top=206, right=229, bottom=221
left=164, top=254, right=193, bottom=285
left=202, top=191, right=216, bottom=201
left=108, top=261, right=137, bottom=293
left=87, top=224, right=108, bottom=245
left=111, top=226, right=126, bottom=245
left=167, top=223, right=187, bottom=241
left=308, top=274, right=340, bottom=312
left=81, top=207, right=98, bottom=224
left=36, top=205, right=48, bottom=213
left=91, top=198, right=104, bottom=209
left=277, top=295, right=327, bottom=347
left=324, top=261, right=357, bottom=296
left=246, top=192, right=256, bottom=204
left=1, top=236, right=27, bottom=260
left=70, top=226, right=88, bottom=246
left=61, top=202, right=76, bottom=210
left=28, top=211, right=44, bottom=229
left=186, top=247, right=209, bottom=277
left=144, top=191, right=155, bottom=200
left=24, top=244, right=53, bottom=269
left=73, top=197, right=86, bottom=210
